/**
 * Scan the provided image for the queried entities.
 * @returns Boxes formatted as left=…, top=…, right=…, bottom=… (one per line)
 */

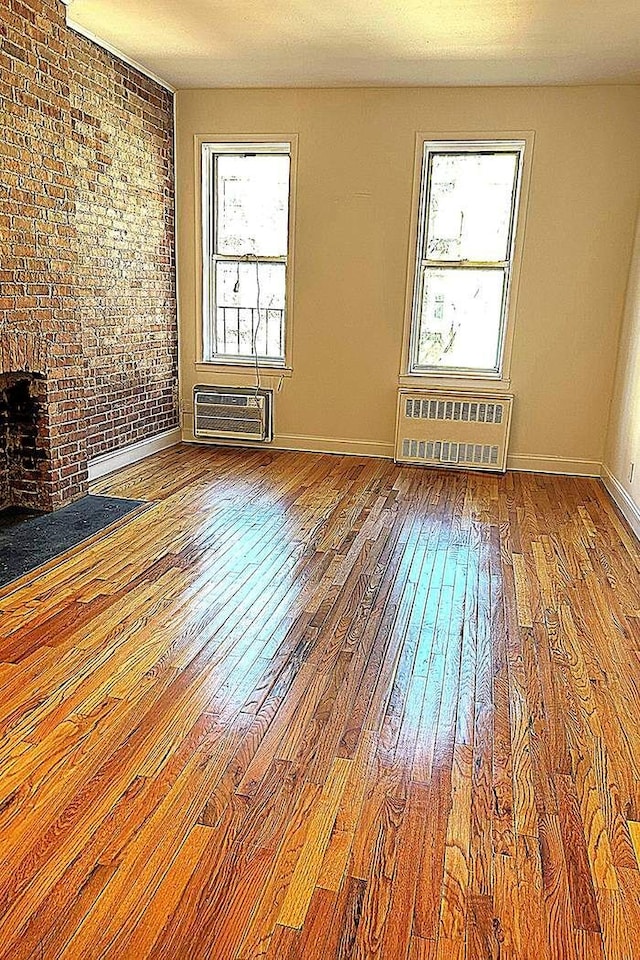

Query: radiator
left=395, top=389, right=513, bottom=472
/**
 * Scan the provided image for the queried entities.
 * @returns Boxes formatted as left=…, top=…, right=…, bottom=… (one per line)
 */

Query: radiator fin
left=400, top=438, right=499, bottom=467
left=405, top=396, right=504, bottom=424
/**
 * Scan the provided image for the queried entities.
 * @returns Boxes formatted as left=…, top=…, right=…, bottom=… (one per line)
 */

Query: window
left=202, top=141, right=292, bottom=366
left=408, top=140, right=525, bottom=378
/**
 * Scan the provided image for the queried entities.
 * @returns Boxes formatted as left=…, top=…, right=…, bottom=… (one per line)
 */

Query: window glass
left=425, top=152, right=519, bottom=262
left=216, top=154, right=290, bottom=257
left=214, top=261, right=285, bottom=358
left=417, top=267, right=506, bottom=370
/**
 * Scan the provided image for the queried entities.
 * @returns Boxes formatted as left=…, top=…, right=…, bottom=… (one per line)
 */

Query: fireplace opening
left=0, top=373, right=49, bottom=516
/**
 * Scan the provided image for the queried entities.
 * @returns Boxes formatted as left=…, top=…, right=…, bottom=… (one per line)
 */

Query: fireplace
left=0, top=373, right=50, bottom=514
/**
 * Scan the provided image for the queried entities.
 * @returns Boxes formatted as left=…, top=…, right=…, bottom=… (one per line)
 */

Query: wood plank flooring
left=1, top=444, right=640, bottom=959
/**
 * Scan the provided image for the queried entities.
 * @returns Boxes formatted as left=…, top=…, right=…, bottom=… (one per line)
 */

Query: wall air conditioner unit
left=395, top=389, right=513, bottom=473
left=193, top=385, right=273, bottom=443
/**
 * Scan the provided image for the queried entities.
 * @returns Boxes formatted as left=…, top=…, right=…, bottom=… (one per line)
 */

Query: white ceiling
left=66, top=0, right=640, bottom=89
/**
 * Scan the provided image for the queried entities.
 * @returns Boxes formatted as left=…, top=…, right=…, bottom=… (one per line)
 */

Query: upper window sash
left=408, top=139, right=525, bottom=379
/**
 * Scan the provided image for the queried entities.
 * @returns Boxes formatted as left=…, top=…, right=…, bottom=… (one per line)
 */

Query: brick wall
left=0, top=0, right=177, bottom=509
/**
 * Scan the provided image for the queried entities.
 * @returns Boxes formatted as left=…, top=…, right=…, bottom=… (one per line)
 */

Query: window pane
left=216, top=154, right=290, bottom=257
left=416, top=267, right=505, bottom=370
left=425, top=152, right=518, bottom=262
left=215, top=260, right=285, bottom=359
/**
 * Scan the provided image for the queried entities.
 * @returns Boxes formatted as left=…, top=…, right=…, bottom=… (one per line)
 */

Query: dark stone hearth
left=0, top=494, right=145, bottom=588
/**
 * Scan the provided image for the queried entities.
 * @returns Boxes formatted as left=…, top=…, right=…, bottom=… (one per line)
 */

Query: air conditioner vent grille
left=196, top=401, right=262, bottom=421
left=197, top=415, right=264, bottom=435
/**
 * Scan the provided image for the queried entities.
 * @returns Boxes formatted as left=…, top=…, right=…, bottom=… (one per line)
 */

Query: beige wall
left=176, top=86, right=640, bottom=471
left=605, top=202, right=640, bottom=532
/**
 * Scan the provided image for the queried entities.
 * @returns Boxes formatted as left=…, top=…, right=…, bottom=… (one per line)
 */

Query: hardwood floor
left=1, top=444, right=640, bottom=959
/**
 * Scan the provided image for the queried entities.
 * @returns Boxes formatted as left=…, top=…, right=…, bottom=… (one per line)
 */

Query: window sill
left=195, top=361, right=293, bottom=379
left=398, top=372, right=511, bottom=393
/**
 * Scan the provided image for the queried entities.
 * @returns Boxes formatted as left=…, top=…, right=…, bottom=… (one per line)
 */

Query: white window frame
left=201, top=139, right=295, bottom=370
left=402, top=135, right=532, bottom=387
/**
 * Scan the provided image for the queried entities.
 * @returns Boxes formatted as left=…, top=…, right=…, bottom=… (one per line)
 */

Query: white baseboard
left=601, top=464, right=640, bottom=541
left=181, top=425, right=394, bottom=460
left=507, top=454, right=601, bottom=477
left=88, top=428, right=182, bottom=481
left=272, top=433, right=395, bottom=459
